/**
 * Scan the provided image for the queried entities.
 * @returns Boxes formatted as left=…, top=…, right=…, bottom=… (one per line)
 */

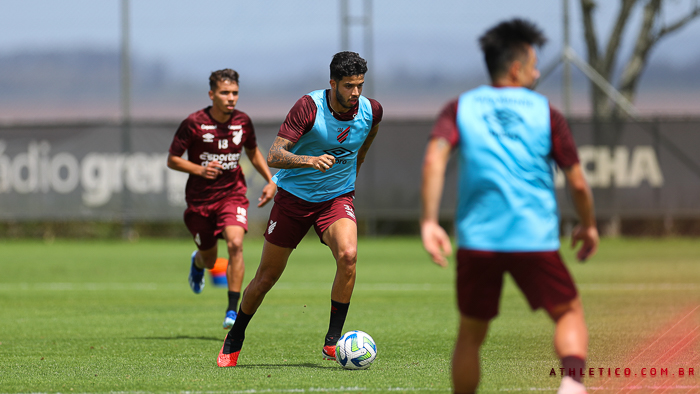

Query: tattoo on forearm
left=268, top=137, right=310, bottom=169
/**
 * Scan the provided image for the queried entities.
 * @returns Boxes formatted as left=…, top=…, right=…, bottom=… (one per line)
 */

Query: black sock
left=224, top=307, right=254, bottom=354
left=325, top=300, right=349, bottom=347
left=227, top=291, right=240, bottom=312
left=562, top=355, right=586, bottom=383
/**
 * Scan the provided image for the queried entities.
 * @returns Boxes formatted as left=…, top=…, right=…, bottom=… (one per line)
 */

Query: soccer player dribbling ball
left=420, top=19, right=599, bottom=394
left=217, top=51, right=383, bottom=367
left=167, top=69, right=276, bottom=330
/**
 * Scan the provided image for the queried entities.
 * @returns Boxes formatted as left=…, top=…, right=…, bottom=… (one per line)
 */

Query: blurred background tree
left=580, top=0, right=700, bottom=119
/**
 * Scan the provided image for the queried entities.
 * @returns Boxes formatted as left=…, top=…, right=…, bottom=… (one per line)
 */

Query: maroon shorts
left=184, top=194, right=249, bottom=250
left=264, top=188, right=356, bottom=249
left=456, top=249, right=578, bottom=321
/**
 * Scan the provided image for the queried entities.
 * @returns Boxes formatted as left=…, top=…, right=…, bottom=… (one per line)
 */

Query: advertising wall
left=1, top=119, right=698, bottom=222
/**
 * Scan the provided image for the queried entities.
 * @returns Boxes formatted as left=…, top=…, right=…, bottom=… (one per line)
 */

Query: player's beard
left=334, top=87, right=356, bottom=111
left=218, top=104, right=235, bottom=117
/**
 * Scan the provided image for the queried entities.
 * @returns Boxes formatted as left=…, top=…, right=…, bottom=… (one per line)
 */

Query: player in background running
left=168, top=69, right=276, bottom=330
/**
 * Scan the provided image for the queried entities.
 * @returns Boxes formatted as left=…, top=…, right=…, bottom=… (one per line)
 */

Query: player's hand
left=311, top=155, right=336, bottom=173
left=257, top=181, right=277, bottom=207
left=571, top=224, right=599, bottom=262
left=421, top=220, right=452, bottom=268
left=201, top=160, right=223, bottom=179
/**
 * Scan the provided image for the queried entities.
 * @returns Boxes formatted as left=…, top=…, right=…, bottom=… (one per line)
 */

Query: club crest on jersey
left=337, top=126, right=350, bottom=143
left=202, top=133, right=215, bottom=143
left=228, top=125, right=243, bottom=145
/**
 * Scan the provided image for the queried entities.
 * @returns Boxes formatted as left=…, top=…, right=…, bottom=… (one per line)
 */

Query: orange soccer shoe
left=217, top=335, right=240, bottom=367
left=217, top=347, right=240, bottom=367
left=322, top=345, right=336, bottom=361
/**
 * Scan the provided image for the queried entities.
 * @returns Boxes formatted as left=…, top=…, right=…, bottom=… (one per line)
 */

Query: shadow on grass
left=235, top=363, right=337, bottom=370
left=132, top=335, right=221, bottom=342
left=130, top=337, right=339, bottom=370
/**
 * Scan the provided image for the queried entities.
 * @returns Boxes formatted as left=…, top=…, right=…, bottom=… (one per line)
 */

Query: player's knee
left=336, top=246, right=357, bottom=269
left=226, top=238, right=244, bottom=255
left=549, top=297, right=584, bottom=321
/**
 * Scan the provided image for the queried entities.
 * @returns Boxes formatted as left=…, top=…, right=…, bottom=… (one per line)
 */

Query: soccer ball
left=335, top=330, right=377, bottom=370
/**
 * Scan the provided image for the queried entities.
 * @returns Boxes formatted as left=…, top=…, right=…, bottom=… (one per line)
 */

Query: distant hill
left=0, top=50, right=170, bottom=99
left=0, top=49, right=697, bottom=123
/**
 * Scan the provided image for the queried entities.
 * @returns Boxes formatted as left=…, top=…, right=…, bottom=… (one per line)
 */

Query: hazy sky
left=1, top=0, right=699, bottom=119
left=3, top=1, right=699, bottom=75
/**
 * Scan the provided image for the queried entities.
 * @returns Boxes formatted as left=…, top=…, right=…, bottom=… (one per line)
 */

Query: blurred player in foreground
left=420, top=19, right=598, bottom=394
left=217, top=51, right=383, bottom=367
left=167, top=69, right=276, bottom=329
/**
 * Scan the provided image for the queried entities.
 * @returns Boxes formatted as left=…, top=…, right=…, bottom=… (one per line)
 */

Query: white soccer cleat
left=557, top=376, right=587, bottom=394
left=223, top=310, right=237, bottom=329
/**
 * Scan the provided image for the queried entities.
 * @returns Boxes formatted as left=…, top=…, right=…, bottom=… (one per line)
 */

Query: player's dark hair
left=479, top=18, right=547, bottom=80
left=209, top=69, right=239, bottom=91
left=330, top=51, right=368, bottom=81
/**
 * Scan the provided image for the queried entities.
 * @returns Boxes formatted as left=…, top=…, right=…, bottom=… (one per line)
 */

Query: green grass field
left=1, top=237, right=699, bottom=393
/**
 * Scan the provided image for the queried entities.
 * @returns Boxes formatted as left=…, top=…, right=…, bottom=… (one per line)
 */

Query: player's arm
left=267, top=136, right=336, bottom=173
left=244, top=146, right=277, bottom=207
left=356, top=124, right=379, bottom=176
left=550, top=106, right=599, bottom=262
left=167, top=154, right=222, bottom=180
left=420, top=137, right=453, bottom=267
left=268, top=95, right=335, bottom=172
left=563, top=164, right=599, bottom=262
left=357, top=99, right=383, bottom=176
left=168, top=120, right=222, bottom=179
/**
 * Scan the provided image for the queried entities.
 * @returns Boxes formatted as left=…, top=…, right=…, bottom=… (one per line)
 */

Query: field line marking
left=650, top=377, right=677, bottom=394
left=499, top=386, right=700, bottom=393
left=0, top=282, right=165, bottom=291
left=0, top=282, right=454, bottom=292
left=274, top=283, right=452, bottom=291
left=578, top=283, right=700, bottom=291
left=1, top=282, right=698, bottom=292
left=0, top=282, right=700, bottom=292
left=99, top=387, right=450, bottom=393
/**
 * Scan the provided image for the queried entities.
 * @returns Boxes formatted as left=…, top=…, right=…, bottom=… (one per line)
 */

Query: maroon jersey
left=430, top=98, right=579, bottom=169
left=169, top=106, right=258, bottom=206
left=278, top=91, right=383, bottom=142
